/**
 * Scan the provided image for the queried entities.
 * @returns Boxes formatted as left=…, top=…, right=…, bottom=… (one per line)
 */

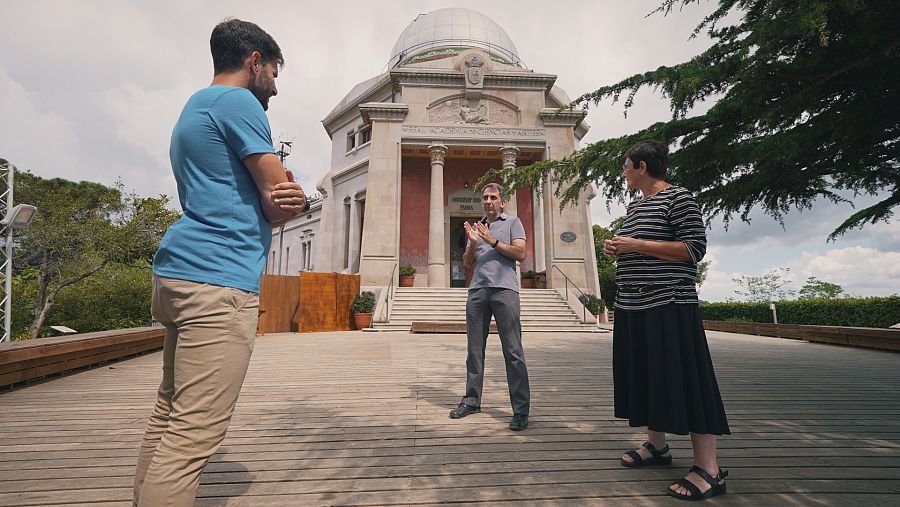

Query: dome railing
left=387, top=37, right=525, bottom=69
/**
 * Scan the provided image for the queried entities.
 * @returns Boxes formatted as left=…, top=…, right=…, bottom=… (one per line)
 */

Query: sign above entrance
left=402, top=124, right=545, bottom=141
left=560, top=231, right=577, bottom=243
left=449, top=190, right=482, bottom=217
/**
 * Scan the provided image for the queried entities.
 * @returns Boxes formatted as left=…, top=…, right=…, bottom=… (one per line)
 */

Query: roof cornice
left=359, top=102, right=409, bottom=124
left=390, top=69, right=556, bottom=92
left=539, top=108, right=587, bottom=129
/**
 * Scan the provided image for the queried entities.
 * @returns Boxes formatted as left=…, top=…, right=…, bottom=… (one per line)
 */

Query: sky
left=1, top=0, right=897, bottom=301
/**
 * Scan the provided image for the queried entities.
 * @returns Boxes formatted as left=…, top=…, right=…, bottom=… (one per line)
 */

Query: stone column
left=500, top=145, right=519, bottom=216
left=427, top=143, right=448, bottom=287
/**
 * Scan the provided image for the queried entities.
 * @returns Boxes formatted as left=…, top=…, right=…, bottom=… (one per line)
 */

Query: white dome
left=389, top=8, right=523, bottom=68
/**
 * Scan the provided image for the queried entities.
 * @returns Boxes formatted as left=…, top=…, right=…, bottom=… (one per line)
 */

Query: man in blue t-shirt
left=133, top=19, right=307, bottom=507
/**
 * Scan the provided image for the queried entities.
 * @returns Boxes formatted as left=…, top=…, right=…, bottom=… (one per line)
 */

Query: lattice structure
left=0, top=162, right=13, bottom=342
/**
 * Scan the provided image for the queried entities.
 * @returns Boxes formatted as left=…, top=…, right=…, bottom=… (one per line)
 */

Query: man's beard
left=250, top=79, right=270, bottom=110
left=253, top=90, right=269, bottom=111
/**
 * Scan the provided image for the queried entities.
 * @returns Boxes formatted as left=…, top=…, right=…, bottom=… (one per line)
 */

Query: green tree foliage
left=696, top=260, right=710, bottom=287
left=798, top=276, right=845, bottom=299
left=483, top=0, right=900, bottom=240
left=732, top=267, right=794, bottom=302
left=13, top=263, right=155, bottom=338
left=5, top=165, right=180, bottom=339
left=592, top=223, right=619, bottom=309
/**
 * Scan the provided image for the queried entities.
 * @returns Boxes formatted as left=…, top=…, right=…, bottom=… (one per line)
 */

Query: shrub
left=521, top=270, right=536, bottom=279
left=399, top=264, right=416, bottom=277
left=700, top=296, right=900, bottom=328
left=352, top=291, right=376, bottom=314
left=578, top=293, right=605, bottom=316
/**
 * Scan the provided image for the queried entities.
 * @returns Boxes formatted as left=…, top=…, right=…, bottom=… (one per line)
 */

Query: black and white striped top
left=614, top=186, right=707, bottom=311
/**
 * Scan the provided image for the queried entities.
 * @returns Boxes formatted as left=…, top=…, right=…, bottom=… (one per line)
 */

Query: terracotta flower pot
left=399, top=275, right=415, bottom=287
left=353, top=313, right=373, bottom=330
left=521, top=278, right=535, bottom=289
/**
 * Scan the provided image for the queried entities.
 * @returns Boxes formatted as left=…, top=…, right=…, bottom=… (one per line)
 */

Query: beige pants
left=133, top=276, right=258, bottom=507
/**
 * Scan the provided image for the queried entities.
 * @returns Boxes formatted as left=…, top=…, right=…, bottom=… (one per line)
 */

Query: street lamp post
left=0, top=163, right=37, bottom=342
left=275, top=140, right=292, bottom=275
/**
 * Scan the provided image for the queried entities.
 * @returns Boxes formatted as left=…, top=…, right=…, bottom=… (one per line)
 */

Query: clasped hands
left=603, top=236, right=642, bottom=257
left=272, top=169, right=308, bottom=213
left=464, top=221, right=496, bottom=247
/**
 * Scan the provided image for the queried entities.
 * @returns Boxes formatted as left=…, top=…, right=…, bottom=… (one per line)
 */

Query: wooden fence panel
left=258, top=273, right=363, bottom=333
left=335, top=274, right=360, bottom=331
left=258, top=275, right=301, bottom=334
left=297, top=272, right=336, bottom=332
left=295, top=272, right=360, bottom=333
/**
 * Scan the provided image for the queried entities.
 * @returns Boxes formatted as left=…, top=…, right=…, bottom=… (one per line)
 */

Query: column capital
left=428, top=144, right=448, bottom=164
left=500, top=145, right=520, bottom=168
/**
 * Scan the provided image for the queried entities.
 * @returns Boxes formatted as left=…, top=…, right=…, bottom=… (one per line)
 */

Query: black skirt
left=613, top=303, right=730, bottom=435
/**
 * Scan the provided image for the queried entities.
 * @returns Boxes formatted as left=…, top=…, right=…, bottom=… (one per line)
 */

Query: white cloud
left=784, top=247, right=900, bottom=297
left=698, top=246, right=744, bottom=302
left=0, top=65, right=83, bottom=181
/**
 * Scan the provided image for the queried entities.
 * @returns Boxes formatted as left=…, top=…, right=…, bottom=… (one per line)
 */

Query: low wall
left=0, top=327, right=165, bottom=388
left=703, top=320, right=900, bottom=352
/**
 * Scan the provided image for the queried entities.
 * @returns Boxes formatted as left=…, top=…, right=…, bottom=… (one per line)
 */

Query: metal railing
left=379, top=263, right=398, bottom=323
left=387, top=38, right=526, bottom=69
left=551, top=265, right=591, bottom=324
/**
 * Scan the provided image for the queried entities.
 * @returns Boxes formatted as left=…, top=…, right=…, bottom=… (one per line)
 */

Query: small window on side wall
left=346, top=129, right=356, bottom=152
left=358, top=125, right=371, bottom=145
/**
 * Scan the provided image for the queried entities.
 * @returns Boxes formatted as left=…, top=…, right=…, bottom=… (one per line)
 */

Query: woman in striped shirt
left=603, top=140, right=730, bottom=501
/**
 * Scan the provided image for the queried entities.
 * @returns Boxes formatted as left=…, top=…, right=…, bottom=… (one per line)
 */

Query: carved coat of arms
left=464, top=55, right=485, bottom=86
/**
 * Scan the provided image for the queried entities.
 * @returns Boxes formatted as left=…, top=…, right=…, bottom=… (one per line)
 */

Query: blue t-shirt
left=153, top=86, right=276, bottom=293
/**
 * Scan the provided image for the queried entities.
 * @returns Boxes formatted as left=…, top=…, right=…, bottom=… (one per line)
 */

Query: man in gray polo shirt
left=449, top=183, right=531, bottom=431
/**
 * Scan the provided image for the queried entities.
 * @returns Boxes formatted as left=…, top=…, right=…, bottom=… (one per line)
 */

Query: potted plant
left=520, top=270, right=536, bottom=289
left=399, top=264, right=416, bottom=287
left=351, top=290, right=376, bottom=330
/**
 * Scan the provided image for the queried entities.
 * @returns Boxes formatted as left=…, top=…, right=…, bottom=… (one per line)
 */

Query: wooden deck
left=1, top=329, right=899, bottom=506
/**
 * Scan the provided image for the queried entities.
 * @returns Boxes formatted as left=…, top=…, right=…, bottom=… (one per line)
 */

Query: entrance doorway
left=449, top=217, right=479, bottom=287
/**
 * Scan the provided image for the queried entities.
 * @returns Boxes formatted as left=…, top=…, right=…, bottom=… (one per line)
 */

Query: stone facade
left=278, top=8, right=602, bottom=301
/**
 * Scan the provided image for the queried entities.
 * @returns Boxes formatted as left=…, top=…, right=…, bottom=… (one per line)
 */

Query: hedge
left=700, top=296, right=900, bottom=329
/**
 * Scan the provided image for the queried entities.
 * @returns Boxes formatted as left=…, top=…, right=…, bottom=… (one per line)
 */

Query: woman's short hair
left=625, top=140, right=668, bottom=179
left=210, top=18, right=284, bottom=75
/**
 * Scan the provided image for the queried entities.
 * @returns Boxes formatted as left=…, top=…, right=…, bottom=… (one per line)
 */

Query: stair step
left=383, top=287, right=593, bottom=331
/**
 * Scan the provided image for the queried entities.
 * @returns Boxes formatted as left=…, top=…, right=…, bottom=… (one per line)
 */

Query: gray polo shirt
left=469, top=213, right=526, bottom=292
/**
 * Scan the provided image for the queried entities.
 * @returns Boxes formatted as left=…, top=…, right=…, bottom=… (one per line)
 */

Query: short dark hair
left=210, top=18, right=284, bottom=75
left=625, top=140, right=668, bottom=179
left=481, top=182, right=507, bottom=202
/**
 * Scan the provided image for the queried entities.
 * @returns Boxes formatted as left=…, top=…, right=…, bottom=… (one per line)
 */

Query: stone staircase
left=372, top=287, right=603, bottom=333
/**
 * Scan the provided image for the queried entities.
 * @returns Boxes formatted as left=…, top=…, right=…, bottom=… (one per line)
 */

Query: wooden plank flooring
left=1, top=329, right=899, bottom=505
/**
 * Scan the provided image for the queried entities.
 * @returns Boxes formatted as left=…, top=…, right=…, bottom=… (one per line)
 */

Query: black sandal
left=620, top=441, right=673, bottom=468
left=667, top=465, right=728, bottom=501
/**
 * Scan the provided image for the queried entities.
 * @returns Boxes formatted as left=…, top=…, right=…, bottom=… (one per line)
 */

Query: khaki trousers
left=133, top=276, right=258, bottom=507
